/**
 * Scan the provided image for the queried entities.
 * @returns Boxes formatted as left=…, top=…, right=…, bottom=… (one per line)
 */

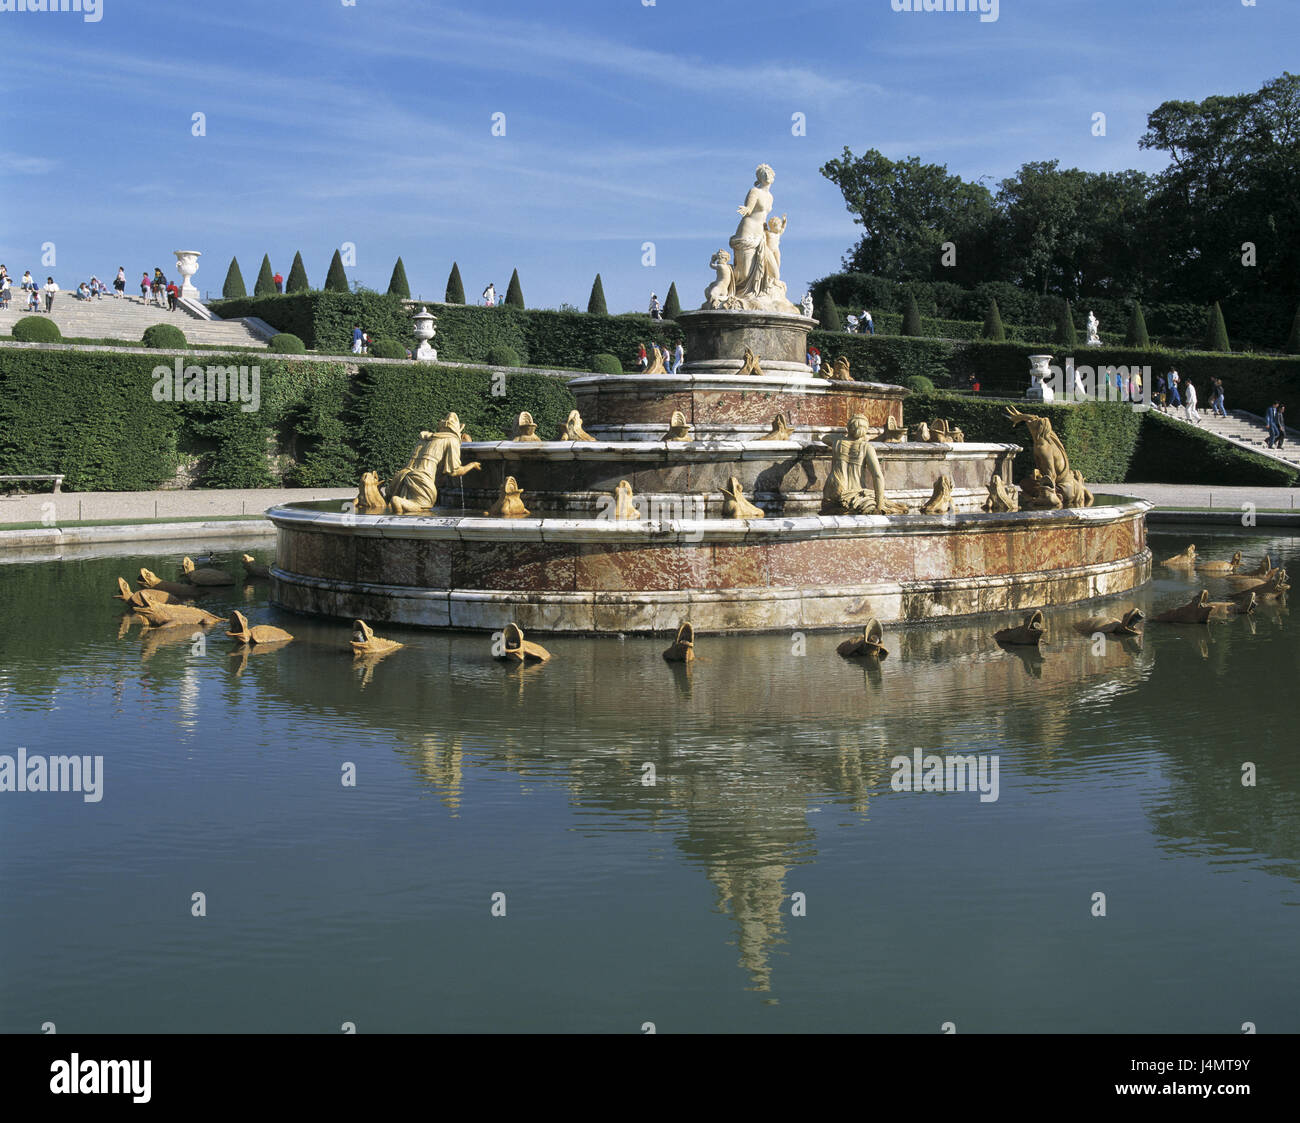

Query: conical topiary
left=901, top=292, right=923, bottom=336
left=324, top=249, right=349, bottom=293
left=1287, top=303, right=1300, bottom=355
left=387, top=257, right=410, bottom=299
left=1203, top=301, right=1231, bottom=352
left=1125, top=301, right=1150, bottom=347
left=254, top=254, right=275, bottom=297
left=587, top=274, right=608, bottom=315
left=286, top=251, right=310, bottom=293
left=505, top=268, right=524, bottom=309
left=818, top=291, right=841, bottom=332
left=664, top=282, right=682, bottom=319
left=445, top=262, right=465, bottom=304
left=1054, top=300, right=1078, bottom=347
left=982, top=298, right=1005, bottom=341
left=222, top=257, right=247, bottom=300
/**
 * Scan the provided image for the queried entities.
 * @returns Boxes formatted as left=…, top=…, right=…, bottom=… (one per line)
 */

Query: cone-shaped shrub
left=901, top=292, right=924, bottom=336
left=818, top=292, right=841, bottom=332
left=222, top=257, right=247, bottom=299
left=387, top=257, right=410, bottom=299
left=1054, top=300, right=1078, bottom=347
left=1125, top=301, right=1150, bottom=347
left=445, top=262, right=465, bottom=304
left=981, top=298, right=1005, bottom=341
left=505, top=269, right=525, bottom=308
left=1287, top=304, right=1300, bottom=355
left=286, top=251, right=310, bottom=293
left=254, top=255, right=275, bottom=297
left=587, top=274, right=608, bottom=315
left=1203, top=301, right=1231, bottom=352
left=324, top=249, right=349, bottom=293
left=664, top=282, right=682, bottom=319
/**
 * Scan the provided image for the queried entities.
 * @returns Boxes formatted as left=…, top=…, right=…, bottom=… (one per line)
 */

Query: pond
left=0, top=527, right=1296, bottom=1032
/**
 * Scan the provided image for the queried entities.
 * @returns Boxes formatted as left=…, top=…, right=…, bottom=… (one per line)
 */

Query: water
left=0, top=528, right=1296, bottom=1033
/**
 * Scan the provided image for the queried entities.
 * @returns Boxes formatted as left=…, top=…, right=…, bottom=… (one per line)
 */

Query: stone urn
left=413, top=305, right=438, bottom=362
left=173, top=251, right=201, bottom=300
left=1025, top=354, right=1054, bottom=401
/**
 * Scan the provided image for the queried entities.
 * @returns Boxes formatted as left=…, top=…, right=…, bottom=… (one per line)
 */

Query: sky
left=0, top=0, right=1294, bottom=312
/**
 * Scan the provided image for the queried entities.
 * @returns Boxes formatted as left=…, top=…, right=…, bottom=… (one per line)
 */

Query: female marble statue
left=730, top=164, right=777, bottom=299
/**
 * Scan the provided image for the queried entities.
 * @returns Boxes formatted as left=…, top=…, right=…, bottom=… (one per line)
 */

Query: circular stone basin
left=267, top=496, right=1153, bottom=634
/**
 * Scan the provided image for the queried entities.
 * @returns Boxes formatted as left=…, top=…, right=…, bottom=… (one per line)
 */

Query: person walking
left=482, top=283, right=496, bottom=307
left=1167, top=369, right=1182, bottom=411
left=845, top=313, right=859, bottom=334
left=1211, top=377, right=1227, bottom=417
left=140, top=272, right=151, bottom=302
left=1153, top=372, right=1166, bottom=411
left=861, top=309, right=874, bottom=335
left=0, top=273, right=11, bottom=310
left=166, top=281, right=180, bottom=311
left=636, top=343, right=648, bottom=371
left=351, top=325, right=364, bottom=355
left=1183, top=379, right=1200, bottom=424
left=1277, top=404, right=1287, bottom=449
left=114, top=267, right=126, bottom=298
left=649, top=293, right=662, bottom=320
left=43, top=276, right=59, bottom=312
left=273, top=270, right=284, bottom=294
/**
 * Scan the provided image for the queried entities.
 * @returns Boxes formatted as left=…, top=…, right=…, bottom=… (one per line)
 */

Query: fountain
left=267, top=166, right=1151, bottom=633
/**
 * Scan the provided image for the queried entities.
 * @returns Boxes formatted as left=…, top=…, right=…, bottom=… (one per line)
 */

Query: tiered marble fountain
left=268, top=165, right=1151, bottom=633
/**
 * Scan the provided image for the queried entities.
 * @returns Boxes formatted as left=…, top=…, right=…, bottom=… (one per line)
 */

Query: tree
left=286, top=251, right=310, bottom=293
left=445, top=262, right=465, bottom=304
left=901, top=292, right=924, bottom=336
left=818, top=292, right=841, bottom=332
left=664, top=282, right=682, bottom=318
left=1054, top=300, right=1078, bottom=346
left=1288, top=303, right=1300, bottom=354
left=222, top=257, right=247, bottom=299
left=387, top=257, right=411, bottom=299
left=253, top=255, right=275, bottom=297
left=1126, top=302, right=1150, bottom=348
left=505, top=268, right=524, bottom=308
left=1203, top=301, right=1231, bottom=352
left=324, top=250, right=349, bottom=293
left=982, top=298, right=1005, bottom=342
left=820, top=147, right=998, bottom=285
left=587, top=274, right=608, bottom=315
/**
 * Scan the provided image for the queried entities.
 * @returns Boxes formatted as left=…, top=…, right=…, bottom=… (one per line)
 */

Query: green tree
left=982, top=298, right=1005, bottom=341
left=222, top=257, right=247, bottom=299
left=445, top=262, right=465, bottom=304
left=387, top=257, right=411, bottom=299
left=901, top=292, right=923, bottom=336
left=286, top=251, right=310, bottom=293
left=587, top=274, right=608, bottom=315
left=1203, top=301, right=1231, bottom=352
left=1288, top=303, right=1300, bottom=354
left=1054, top=299, right=1078, bottom=346
left=324, top=249, right=349, bottom=293
left=505, top=268, right=525, bottom=308
left=818, top=292, right=841, bottom=332
left=1126, top=302, right=1150, bottom=347
left=254, top=255, right=275, bottom=297
left=664, top=282, right=682, bottom=318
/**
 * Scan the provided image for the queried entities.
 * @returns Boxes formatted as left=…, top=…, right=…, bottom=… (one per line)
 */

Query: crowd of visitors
left=0, top=263, right=185, bottom=315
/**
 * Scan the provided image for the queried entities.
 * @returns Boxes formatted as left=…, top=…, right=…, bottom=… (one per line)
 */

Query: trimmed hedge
left=11, top=316, right=62, bottom=343
left=268, top=333, right=306, bottom=354
left=591, top=352, right=623, bottom=374
left=484, top=344, right=521, bottom=368
left=1129, top=411, right=1297, bottom=486
left=141, top=323, right=187, bottom=349
left=368, top=338, right=408, bottom=361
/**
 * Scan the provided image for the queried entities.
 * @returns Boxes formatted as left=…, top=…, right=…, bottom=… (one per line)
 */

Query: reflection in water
left=0, top=531, right=1295, bottom=1020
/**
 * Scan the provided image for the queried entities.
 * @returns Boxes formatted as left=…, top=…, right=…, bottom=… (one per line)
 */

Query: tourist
left=273, top=270, right=284, bottom=294
left=672, top=341, right=684, bottom=374
left=636, top=343, right=648, bottom=370
left=1167, top=369, right=1181, bottom=411
left=1276, top=404, right=1287, bottom=448
left=352, top=325, right=364, bottom=354
left=861, top=309, right=874, bottom=335
left=1211, top=377, right=1227, bottom=417
left=21, top=269, right=34, bottom=292
left=77, top=281, right=91, bottom=301
left=0, top=274, right=10, bottom=310
left=649, top=293, right=662, bottom=320
left=114, top=267, right=126, bottom=298
left=482, top=282, right=496, bottom=307
left=809, top=345, right=822, bottom=375
left=1183, top=379, right=1200, bottom=424
left=166, top=281, right=180, bottom=311
left=90, top=276, right=103, bottom=300
left=140, top=272, right=151, bottom=302
left=26, top=287, right=39, bottom=312
left=1153, top=372, right=1166, bottom=411
left=43, top=276, right=59, bottom=312
left=362, top=331, right=371, bottom=354
left=1266, top=401, right=1286, bottom=449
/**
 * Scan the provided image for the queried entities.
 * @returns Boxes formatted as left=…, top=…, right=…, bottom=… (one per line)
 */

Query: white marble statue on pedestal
left=1086, top=311, right=1101, bottom=346
left=702, top=164, right=800, bottom=314
left=801, top=291, right=814, bottom=318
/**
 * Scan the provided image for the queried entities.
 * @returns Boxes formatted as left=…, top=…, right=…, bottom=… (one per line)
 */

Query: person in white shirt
left=482, top=283, right=496, bottom=307
left=861, top=309, right=874, bottom=335
left=43, top=277, right=59, bottom=312
left=1184, top=380, right=1200, bottom=424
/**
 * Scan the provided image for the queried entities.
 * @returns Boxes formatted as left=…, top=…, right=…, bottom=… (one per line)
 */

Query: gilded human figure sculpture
left=388, top=414, right=481, bottom=514
left=822, top=415, right=906, bottom=515
left=705, top=164, right=800, bottom=313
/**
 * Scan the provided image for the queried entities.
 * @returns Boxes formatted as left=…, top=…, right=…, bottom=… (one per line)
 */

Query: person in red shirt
left=166, top=282, right=180, bottom=311
left=273, top=271, right=284, bottom=293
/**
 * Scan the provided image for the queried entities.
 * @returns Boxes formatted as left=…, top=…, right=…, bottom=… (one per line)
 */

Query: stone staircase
left=1164, top=406, right=1300, bottom=471
left=0, top=289, right=272, bottom=349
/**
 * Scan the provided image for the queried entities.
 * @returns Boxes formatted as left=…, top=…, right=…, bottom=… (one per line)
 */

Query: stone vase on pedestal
left=173, top=251, right=201, bottom=300
left=1025, top=354, right=1055, bottom=401
left=413, top=306, right=438, bottom=362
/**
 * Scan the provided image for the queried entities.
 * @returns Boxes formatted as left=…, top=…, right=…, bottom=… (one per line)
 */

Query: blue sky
left=0, top=0, right=1294, bottom=312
